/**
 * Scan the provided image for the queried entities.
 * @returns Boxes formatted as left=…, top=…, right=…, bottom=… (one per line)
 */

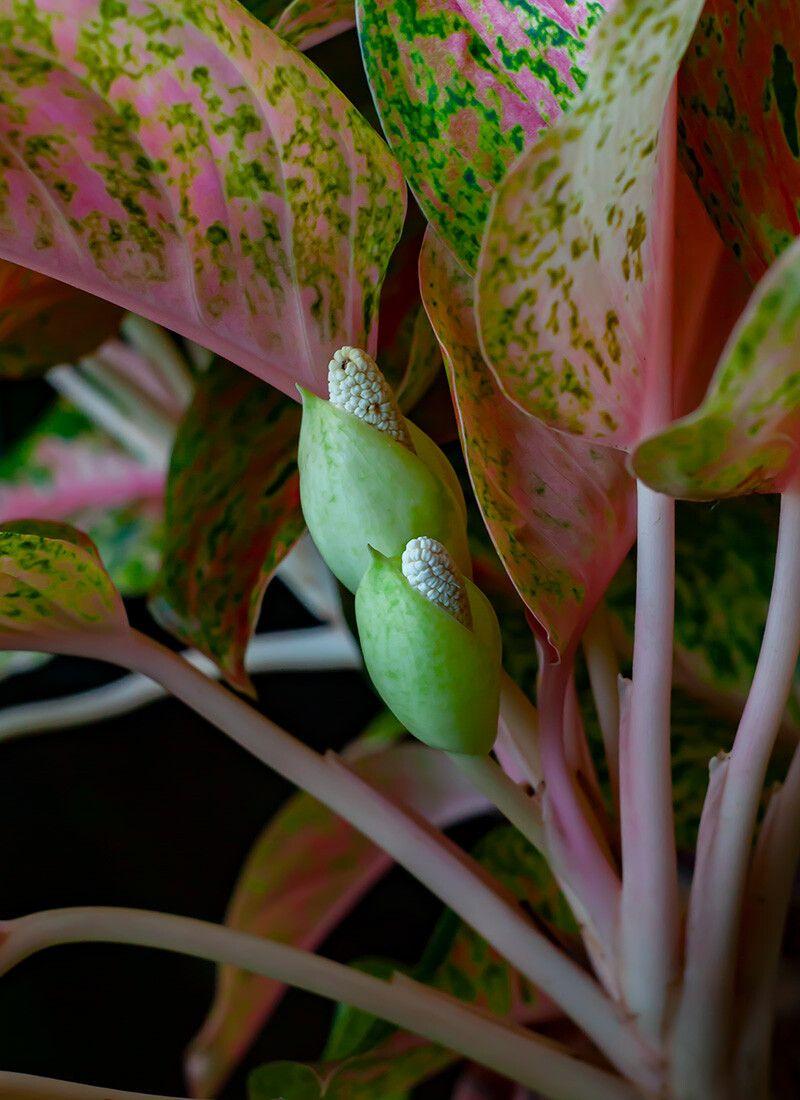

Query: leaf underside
left=0, top=0, right=405, bottom=399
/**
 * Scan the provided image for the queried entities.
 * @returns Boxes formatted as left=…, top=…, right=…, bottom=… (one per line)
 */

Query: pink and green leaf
left=357, top=0, right=609, bottom=272
left=421, top=229, right=634, bottom=658
left=0, top=400, right=164, bottom=527
left=0, top=258, right=122, bottom=378
left=0, top=520, right=127, bottom=647
left=185, top=735, right=488, bottom=1097
left=0, top=0, right=404, bottom=399
left=273, top=0, right=355, bottom=51
left=476, top=0, right=705, bottom=446
left=150, top=360, right=304, bottom=695
left=678, top=0, right=800, bottom=282
left=633, top=235, right=800, bottom=499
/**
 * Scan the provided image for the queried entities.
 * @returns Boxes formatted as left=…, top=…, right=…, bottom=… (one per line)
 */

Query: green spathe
left=298, top=388, right=469, bottom=592
left=355, top=549, right=501, bottom=755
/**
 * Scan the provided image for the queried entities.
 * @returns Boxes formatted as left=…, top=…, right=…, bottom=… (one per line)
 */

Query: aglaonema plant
left=2, top=0, right=800, bottom=1098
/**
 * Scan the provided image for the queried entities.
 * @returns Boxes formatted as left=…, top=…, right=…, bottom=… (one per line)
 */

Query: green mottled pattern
left=358, top=0, right=606, bottom=272
left=150, top=359, right=303, bottom=694
left=0, top=520, right=126, bottom=642
left=679, top=0, right=800, bottom=282
left=421, top=228, right=634, bottom=657
left=0, top=0, right=404, bottom=398
left=477, top=0, right=705, bottom=445
left=633, top=235, right=800, bottom=498
left=78, top=500, right=162, bottom=596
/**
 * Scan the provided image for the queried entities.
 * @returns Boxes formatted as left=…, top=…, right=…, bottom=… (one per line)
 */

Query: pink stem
left=619, top=80, right=679, bottom=1042
left=538, top=659, right=621, bottom=969
left=671, top=486, right=800, bottom=1098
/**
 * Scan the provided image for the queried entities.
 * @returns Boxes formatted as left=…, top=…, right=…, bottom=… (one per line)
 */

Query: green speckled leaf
left=187, top=734, right=485, bottom=1098
left=477, top=0, right=704, bottom=445
left=0, top=0, right=404, bottom=399
left=0, top=519, right=127, bottom=647
left=421, top=229, right=634, bottom=657
left=357, top=0, right=608, bottom=272
left=150, top=360, right=303, bottom=694
left=0, top=258, right=121, bottom=378
left=679, top=0, right=800, bottom=281
left=633, top=236, right=800, bottom=498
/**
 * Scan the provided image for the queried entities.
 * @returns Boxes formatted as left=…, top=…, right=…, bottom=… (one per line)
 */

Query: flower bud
left=298, top=347, right=469, bottom=592
left=355, top=538, right=501, bottom=755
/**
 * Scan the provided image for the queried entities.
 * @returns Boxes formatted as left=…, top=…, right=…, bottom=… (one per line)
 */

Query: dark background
left=0, top=373, right=495, bottom=1096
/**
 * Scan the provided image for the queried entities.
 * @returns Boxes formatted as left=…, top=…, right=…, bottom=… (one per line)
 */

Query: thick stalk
left=497, top=670, right=542, bottom=788
left=619, top=82, right=679, bottom=1042
left=619, top=483, right=678, bottom=1039
left=734, top=745, right=800, bottom=1097
left=451, top=753, right=546, bottom=853
left=101, top=630, right=658, bottom=1089
left=671, top=487, right=800, bottom=1098
left=0, top=1074, right=186, bottom=1100
left=537, top=660, right=621, bottom=965
left=582, top=603, right=622, bottom=813
left=0, top=907, right=642, bottom=1100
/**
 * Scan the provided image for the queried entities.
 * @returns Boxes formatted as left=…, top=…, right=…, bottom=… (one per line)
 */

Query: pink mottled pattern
left=421, top=228, right=635, bottom=658
left=0, top=0, right=403, bottom=398
left=0, top=439, right=164, bottom=524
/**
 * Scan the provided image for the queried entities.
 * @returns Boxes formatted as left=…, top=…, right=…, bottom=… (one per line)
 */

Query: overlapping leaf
left=679, top=0, right=800, bottom=281
left=0, top=520, right=127, bottom=647
left=477, top=0, right=704, bottom=446
left=0, top=0, right=404, bottom=398
left=244, top=0, right=356, bottom=51
left=186, top=735, right=487, bottom=1097
left=0, top=259, right=121, bottom=378
left=150, top=360, right=304, bottom=694
left=633, top=236, right=800, bottom=498
left=421, top=229, right=634, bottom=658
left=358, top=0, right=608, bottom=272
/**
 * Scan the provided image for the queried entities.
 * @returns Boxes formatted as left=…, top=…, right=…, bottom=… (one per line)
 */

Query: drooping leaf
left=0, top=259, right=121, bottom=378
left=476, top=0, right=704, bottom=446
left=0, top=0, right=404, bottom=399
left=678, top=0, right=800, bottom=281
left=0, top=520, right=127, bottom=649
left=150, top=360, right=304, bottom=694
left=186, top=735, right=487, bottom=1097
left=0, top=401, right=164, bottom=527
left=421, top=229, right=635, bottom=658
left=357, top=0, right=609, bottom=272
left=633, top=235, right=800, bottom=498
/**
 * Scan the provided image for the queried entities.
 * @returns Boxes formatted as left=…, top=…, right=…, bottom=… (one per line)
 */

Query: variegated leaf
left=357, top=0, right=608, bottom=272
left=242, top=0, right=354, bottom=52
left=186, top=735, right=486, bottom=1098
left=477, top=0, right=704, bottom=446
left=0, top=258, right=121, bottom=378
left=679, top=0, right=800, bottom=281
left=421, top=229, right=634, bottom=657
left=0, top=0, right=404, bottom=399
left=0, top=520, right=127, bottom=648
left=633, top=235, right=800, bottom=498
left=0, top=400, right=164, bottom=525
left=150, top=360, right=303, bottom=694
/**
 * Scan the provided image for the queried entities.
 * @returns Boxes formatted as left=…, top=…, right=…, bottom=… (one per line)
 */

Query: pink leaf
left=476, top=0, right=705, bottom=447
left=420, top=228, right=634, bottom=659
left=0, top=0, right=405, bottom=398
left=185, top=740, right=487, bottom=1097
